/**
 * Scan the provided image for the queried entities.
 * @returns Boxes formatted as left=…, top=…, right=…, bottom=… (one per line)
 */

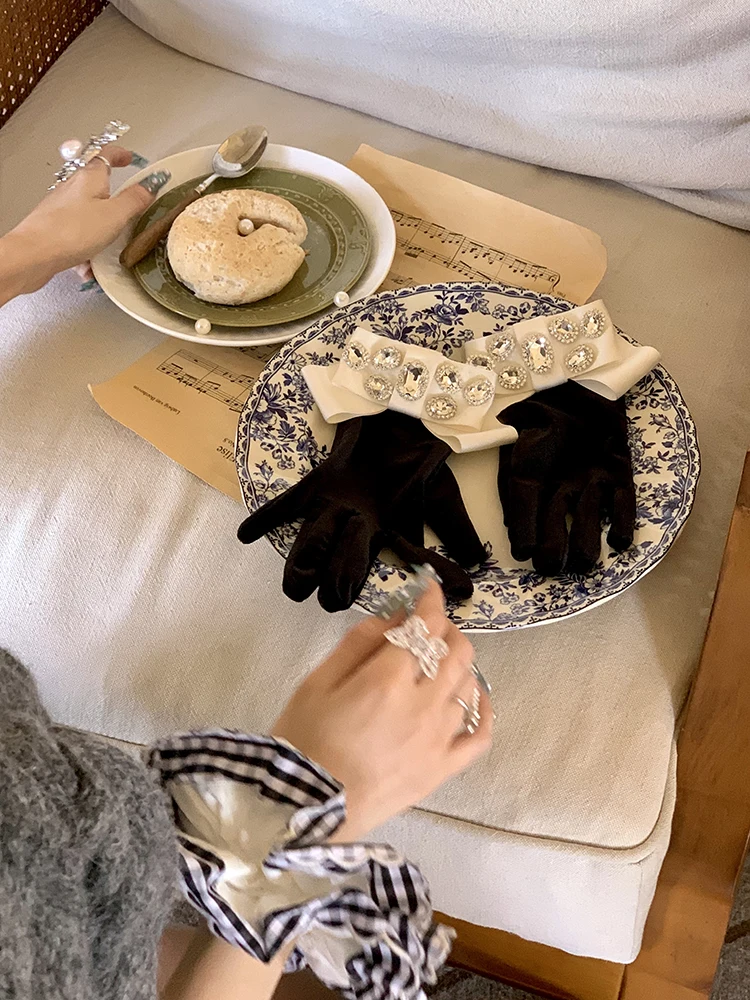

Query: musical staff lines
left=391, top=210, right=561, bottom=291
left=157, top=349, right=256, bottom=412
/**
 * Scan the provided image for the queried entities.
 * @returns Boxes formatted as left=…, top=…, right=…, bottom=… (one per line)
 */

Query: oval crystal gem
left=565, top=344, right=597, bottom=374
left=581, top=310, right=606, bottom=338
left=397, top=361, right=429, bottom=400
left=497, top=365, right=528, bottom=390
left=548, top=317, right=579, bottom=343
left=463, top=377, right=494, bottom=406
left=372, top=344, right=403, bottom=370
left=344, top=340, right=369, bottom=370
left=468, top=354, right=495, bottom=371
left=424, top=394, right=458, bottom=421
left=364, top=374, right=394, bottom=402
left=434, top=363, right=462, bottom=393
left=522, top=335, right=554, bottom=373
left=487, top=333, right=515, bottom=361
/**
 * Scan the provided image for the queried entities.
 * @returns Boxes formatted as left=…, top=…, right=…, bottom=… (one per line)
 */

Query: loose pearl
left=194, top=318, right=212, bottom=335
left=59, top=138, right=83, bottom=161
left=238, top=218, right=255, bottom=235
left=333, top=291, right=350, bottom=307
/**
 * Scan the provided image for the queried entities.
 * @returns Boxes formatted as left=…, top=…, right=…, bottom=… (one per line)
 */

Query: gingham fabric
left=149, top=731, right=453, bottom=999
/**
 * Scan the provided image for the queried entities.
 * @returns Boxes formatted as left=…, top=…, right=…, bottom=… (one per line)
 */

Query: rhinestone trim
left=581, top=310, right=607, bottom=338
left=372, top=345, right=403, bottom=370
left=463, top=377, right=494, bottom=406
left=522, top=335, right=554, bottom=373
left=468, top=354, right=495, bottom=371
left=344, top=340, right=369, bottom=370
left=434, top=363, right=462, bottom=394
left=397, top=361, right=430, bottom=401
left=364, top=374, right=394, bottom=401
left=487, top=333, right=516, bottom=362
left=548, top=317, right=579, bottom=343
left=424, top=394, right=458, bottom=421
left=497, top=365, right=529, bottom=390
left=565, top=344, right=597, bottom=374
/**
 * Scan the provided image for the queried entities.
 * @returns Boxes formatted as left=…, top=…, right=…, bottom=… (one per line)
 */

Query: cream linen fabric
left=2, top=9, right=750, bottom=961
left=112, top=0, right=750, bottom=230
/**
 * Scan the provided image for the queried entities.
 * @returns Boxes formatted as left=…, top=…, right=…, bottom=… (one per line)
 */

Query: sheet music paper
left=90, top=342, right=275, bottom=502
left=349, top=145, right=606, bottom=304
left=91, top=146, right=607, bottom=499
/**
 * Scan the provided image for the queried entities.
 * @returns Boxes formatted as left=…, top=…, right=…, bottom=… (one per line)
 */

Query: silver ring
left=89, top=153, right=112, bottom=173
left=49, top=119, right=129, bottom=189
left=455, top=685, right=481, bottom=735
left=384, top=614, right=448, bottom=681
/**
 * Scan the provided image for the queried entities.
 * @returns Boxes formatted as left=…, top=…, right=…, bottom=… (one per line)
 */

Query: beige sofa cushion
left=2, top=9, right=750, bottom=961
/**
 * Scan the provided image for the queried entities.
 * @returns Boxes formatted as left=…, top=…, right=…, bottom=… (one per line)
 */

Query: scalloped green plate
left=132, top=168, right=371, bottom=327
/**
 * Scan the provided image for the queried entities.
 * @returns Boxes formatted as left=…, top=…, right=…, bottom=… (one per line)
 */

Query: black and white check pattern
left=149, top=731, right=453, bottom=1000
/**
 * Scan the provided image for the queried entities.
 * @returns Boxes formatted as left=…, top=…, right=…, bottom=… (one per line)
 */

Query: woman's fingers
left=307, top=615, right=394, bottom=690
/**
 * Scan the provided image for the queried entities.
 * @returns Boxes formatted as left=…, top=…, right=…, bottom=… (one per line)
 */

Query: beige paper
left=92, top=146, right=607, bottom=497
left=90, top=341, right=277, bottom=502
left=348, top=145, right=606, bottom=305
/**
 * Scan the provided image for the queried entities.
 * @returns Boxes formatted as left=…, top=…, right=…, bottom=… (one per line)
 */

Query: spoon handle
left=119, top=188, right=203, bottom=269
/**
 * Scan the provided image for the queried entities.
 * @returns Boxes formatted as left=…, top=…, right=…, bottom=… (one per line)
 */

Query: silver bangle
left=50, top=119, right=130, bottom=189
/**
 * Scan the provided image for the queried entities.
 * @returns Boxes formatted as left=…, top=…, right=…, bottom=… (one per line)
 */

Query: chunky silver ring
left=50, top=119, right=129, bottom=189
left=384, top=614, right=448, bottom=681
left=455, top=685, right=481, bottom=735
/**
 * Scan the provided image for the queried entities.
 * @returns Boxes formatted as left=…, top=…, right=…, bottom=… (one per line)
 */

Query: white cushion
left=112, top=0, right=750, bottom=229
left=3, top=8, right=750, bottom=962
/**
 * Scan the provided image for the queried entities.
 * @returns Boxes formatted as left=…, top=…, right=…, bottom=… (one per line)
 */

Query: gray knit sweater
left=0, top=649, right=179, bottom=1000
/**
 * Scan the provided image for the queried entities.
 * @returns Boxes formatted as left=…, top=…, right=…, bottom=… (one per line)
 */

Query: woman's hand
left=272, top=580, right=493, bottom=842
left=0, top=147, right=169, bottom=304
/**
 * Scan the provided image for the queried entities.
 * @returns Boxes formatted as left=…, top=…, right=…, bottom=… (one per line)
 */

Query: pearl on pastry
left=333, top=291, right=350, bottom=307
left=59, top=138, right=83, bottom=161
left=194, top=318, right=212, bottom=335
left=238, top=218, right=255, bottom=235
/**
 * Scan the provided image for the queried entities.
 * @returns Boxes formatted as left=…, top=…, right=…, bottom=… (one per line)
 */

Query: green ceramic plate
left=131, top=169, right=372, bottom=327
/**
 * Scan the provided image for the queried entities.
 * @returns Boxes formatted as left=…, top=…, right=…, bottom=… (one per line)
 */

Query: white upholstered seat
left=2, top=7, right=750, bottom=962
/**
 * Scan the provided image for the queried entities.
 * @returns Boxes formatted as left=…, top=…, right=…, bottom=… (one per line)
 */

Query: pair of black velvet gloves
left=238, top=383, right=636, bottom=611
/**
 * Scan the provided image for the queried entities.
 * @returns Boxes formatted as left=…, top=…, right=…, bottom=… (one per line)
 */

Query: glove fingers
left=535, top=486, right=571, bottom=575
left=426, top=466, right=487, bottom=568
left=506, top=478, right=543, bottom=564
left=388, top=535, right=474, bottom=601
left=282, top=506, right=340, bottom=603
left=318, top=514, right=374, bottom=613
left=238, top=478, right=313, bottom=544
left=567, top=479, right=606, bottom=575
left=607, top=483, right=637, bottom=552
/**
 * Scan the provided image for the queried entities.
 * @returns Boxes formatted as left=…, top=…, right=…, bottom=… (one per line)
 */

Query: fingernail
left=79, top=278, right=97, bottom=292
left=130, top=152, right=150, bottom=169
left=139, top=169, right=171, bottom=195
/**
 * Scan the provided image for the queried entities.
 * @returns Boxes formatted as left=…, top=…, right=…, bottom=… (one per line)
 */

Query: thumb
left=108, top=170, right=171, bottom=229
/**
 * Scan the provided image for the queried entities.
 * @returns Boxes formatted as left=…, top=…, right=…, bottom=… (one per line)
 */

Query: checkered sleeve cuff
left=149, top=730, right=453, bottom=999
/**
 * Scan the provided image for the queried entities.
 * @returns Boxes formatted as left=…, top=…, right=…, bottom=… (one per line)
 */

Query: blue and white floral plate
left=236, top=283, right=700, bottom=631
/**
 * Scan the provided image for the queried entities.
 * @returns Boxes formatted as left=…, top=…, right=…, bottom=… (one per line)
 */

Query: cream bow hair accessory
left=302, top=301, right=660, bottom=453
left=464, top=300, right=660, bottom=411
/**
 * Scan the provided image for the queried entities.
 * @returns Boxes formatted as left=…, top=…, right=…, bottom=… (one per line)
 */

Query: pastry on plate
left=167, top=190, right=308, bottom=305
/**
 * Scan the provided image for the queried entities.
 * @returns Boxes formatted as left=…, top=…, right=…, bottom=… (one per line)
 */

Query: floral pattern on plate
left=236, top=282, right=700, bottom=631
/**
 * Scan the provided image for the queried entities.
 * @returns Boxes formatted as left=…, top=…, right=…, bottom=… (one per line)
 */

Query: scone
left=167, top=190, right=308, bottom=305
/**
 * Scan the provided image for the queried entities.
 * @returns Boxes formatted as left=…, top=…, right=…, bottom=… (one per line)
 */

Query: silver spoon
left=120, top=125, right=268, bottom=269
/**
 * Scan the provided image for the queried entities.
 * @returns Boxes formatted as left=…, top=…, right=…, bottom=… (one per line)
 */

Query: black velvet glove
left=238, top=410, right=487, bottom=611
left=497, top=382, right=636, bottom=575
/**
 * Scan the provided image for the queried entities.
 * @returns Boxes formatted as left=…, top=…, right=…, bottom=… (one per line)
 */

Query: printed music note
left=386, top=209, right=561, bottom=294
left=157, top=350, right=257, bottom=413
